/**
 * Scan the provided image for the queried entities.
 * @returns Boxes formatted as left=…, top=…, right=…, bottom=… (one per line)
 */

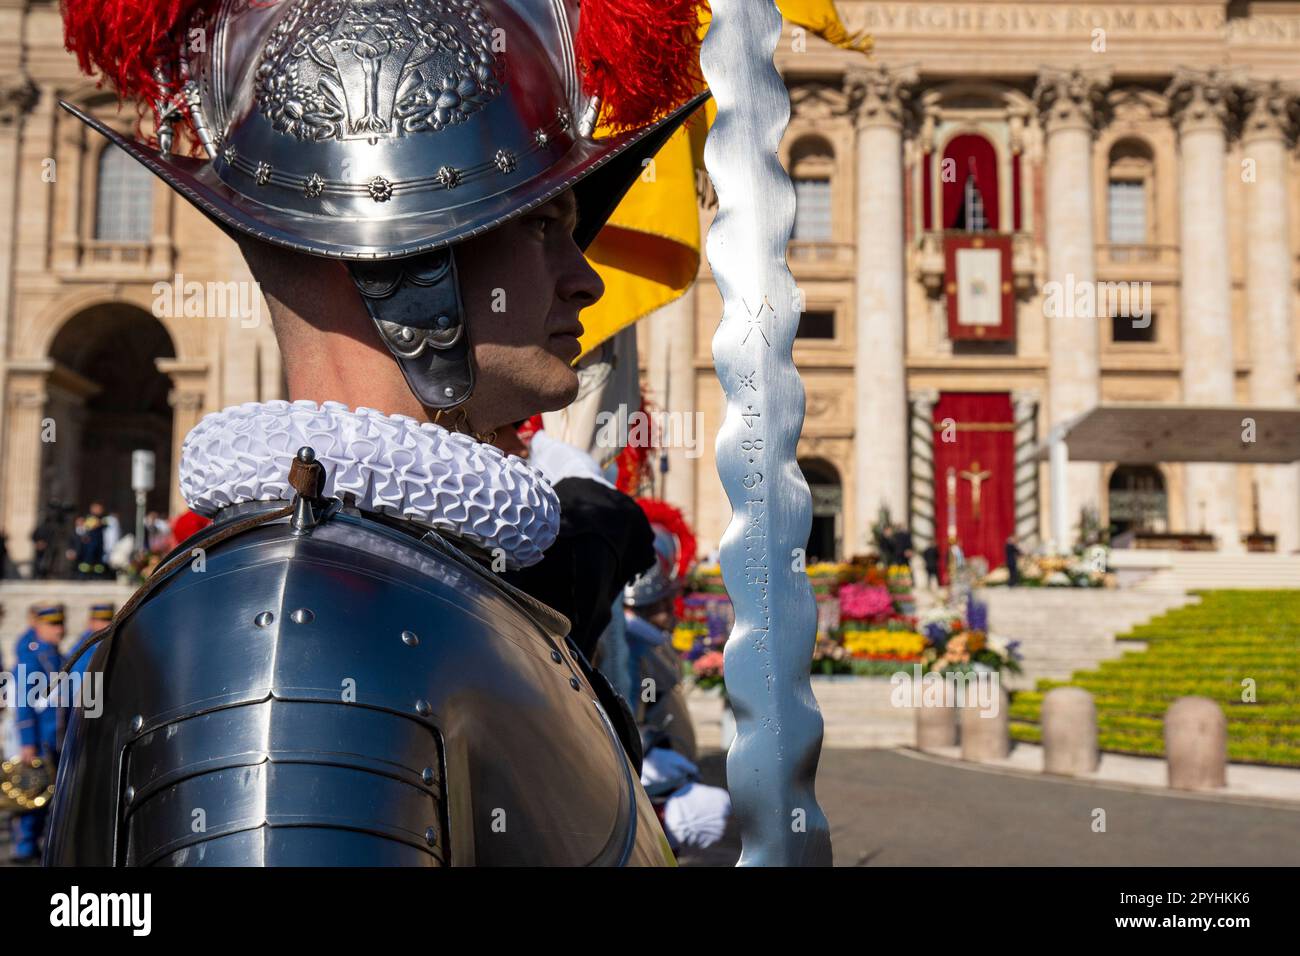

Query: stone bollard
left=1165, top=696, right=1227, bottom=791
left=916, top=700, right=958, bottom=749
left=960, top=684, right=1010, bottom=762
left=1041, top=687, right=1099, bottom=776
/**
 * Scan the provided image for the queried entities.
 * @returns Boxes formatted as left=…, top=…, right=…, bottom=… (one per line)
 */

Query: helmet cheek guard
left=349, top=249, right=473, bottom=411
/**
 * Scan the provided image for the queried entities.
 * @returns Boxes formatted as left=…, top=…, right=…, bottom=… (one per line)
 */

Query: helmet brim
left=60, top=90, right=710, bottom=261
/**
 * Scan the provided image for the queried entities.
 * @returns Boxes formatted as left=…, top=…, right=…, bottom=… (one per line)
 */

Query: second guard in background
left=11, top=603, right=65, bottom=862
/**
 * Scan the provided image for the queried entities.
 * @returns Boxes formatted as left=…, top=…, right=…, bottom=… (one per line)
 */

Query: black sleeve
left=503, top=478, right=655, bottom=659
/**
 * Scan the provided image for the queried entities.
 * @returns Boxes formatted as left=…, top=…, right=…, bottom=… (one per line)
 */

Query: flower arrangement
left=838, top=582, right=894, bottom=621
left=692, top=650, right=725, bottom=690
left=841, top=629, right=927, bottom=661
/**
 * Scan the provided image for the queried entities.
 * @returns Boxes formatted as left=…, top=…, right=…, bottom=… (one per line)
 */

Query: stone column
left=845, top=65, right=916, bottom=544
left=2, top=364, right=52, bottom=573
left=0, top=77, right=40, bottom=567
left=645, top=286, right=699, bottom=525
left=1167, top=69, right=1242, bottom=551
left=664, top=285, right=699, bottom=524
left=1012, top=390, right=1041, bottom=546
left=908, top=389, right=939, bottom=549
left=1033, top=68, right=1110, bottom=547
left=1240, top=82, right=1299, bottom=553
left=157, top=359, right=210, bottom=518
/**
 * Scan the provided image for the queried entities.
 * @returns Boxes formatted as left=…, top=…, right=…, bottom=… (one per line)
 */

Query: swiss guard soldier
left=48, top=0, right=708, bottom=865
left=12, top=603, right=66, bottom=862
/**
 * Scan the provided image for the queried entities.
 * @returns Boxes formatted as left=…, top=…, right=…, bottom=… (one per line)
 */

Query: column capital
left=1033, top=67, right=1112, bottom=135
left=1166, top=67, right=1242, bottom=137
left=1239, top=80, right=1300, bottom=147
left=0, top=75, right=38, bottom=130
left=842, top=63, right=919, bottom=132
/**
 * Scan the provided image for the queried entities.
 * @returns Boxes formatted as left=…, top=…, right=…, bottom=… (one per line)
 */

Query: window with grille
left=95, top=148, right=154, bottom=242
left=793, top=177, right=832, bottom=241
left=1107, top=179, right=1146, bottom=245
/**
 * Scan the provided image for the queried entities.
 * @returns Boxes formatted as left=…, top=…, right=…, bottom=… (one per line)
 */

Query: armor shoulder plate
left=46, top=505, right=671, bottom=866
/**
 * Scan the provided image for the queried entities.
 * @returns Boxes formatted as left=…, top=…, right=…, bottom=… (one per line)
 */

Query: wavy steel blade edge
left=699, top=0, right=833, bottom=866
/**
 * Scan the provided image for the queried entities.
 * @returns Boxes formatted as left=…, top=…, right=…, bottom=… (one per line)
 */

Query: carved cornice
left=842, top=64, right=920, bottom=132
left=1033, top=67, right=1113, bottom=136
left=1239, top=80, right=1300, bottom=147
left=1166, top=67, right=1243, bottom=137
left=789, top=81, right=849, bottom=123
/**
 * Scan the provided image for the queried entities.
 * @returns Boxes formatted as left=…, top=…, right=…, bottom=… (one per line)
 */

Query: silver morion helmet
left=61, top=0, right=709, bottom=410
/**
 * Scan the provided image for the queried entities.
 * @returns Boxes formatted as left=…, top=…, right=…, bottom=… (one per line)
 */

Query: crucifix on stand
left=959, top=460, right=993, bottom=520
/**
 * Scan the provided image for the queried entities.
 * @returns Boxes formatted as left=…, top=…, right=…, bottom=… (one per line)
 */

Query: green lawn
left=1009, top=590, right=1300, bottom=768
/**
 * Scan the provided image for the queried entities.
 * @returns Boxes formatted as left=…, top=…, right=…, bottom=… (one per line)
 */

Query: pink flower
left=693, top=651, right=725, bottom=679
left=838, top=583, right=894, bottom=621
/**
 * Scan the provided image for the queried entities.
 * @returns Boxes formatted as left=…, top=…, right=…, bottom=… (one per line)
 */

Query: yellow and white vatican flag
left=776, top=0, right=873, bottom=53
left=578, top=104, right=712, bottom=360
left=577, top=0, right=868, bottom=360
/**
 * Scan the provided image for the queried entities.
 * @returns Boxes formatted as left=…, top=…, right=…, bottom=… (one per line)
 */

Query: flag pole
left=700, top=0, right=833, bottom=865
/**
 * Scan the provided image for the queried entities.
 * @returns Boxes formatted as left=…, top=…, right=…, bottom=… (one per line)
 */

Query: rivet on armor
left=368, top=175, right=393, bottom=203
left=254, top=611, right=275, bottom=628
left=130, top=715, right=144, bottom=734
left=288, top=445, right=326, bottom=498
left=550, top=649, right=562, bottom=664
left=494, top=148, right=516, bottom=173
left=399, top=327, right=415, bottom=342
left=304, top=172, right=324, bottom=198
left=124, top=785, right=136, bottom=805
left=534, top=129, right=549, bottom=148
left=569, top=677, right=581, bottom=691
left=255, top=161, right=272, bottom=186
left=290, top=608, right=314, bottom=624
left=443, top=386, right=455, bottom=398
left=556, top=107, right=571, bottom=131
left=415, top=699, right=431, bottom=716
left=422, top=767, right=435, bottom=786
left=402, top=630, right=419, bottom=646
left=435, top=314, right=452, bottom=329
left=424, top=826, right=437, bottom=847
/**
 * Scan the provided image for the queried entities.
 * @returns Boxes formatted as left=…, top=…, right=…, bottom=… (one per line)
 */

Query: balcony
left=786, top=240, right=855, bottom=278
left=916, top=230, right=1038, bottom=299
left=1096, top=243, right=1179, bottom=282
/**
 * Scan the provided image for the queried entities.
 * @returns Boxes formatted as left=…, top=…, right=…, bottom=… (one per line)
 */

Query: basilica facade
left=2, top=2, right=1300, bottom=573
left=641, top=0, right=1300, bottom=567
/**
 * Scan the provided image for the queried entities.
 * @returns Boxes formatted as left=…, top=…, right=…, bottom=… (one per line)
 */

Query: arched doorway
left=799, top=457, right=842, bottom=563
left=1107, top=465, right=1168, bottom=538
left=37, top=304, right=176, bottom=575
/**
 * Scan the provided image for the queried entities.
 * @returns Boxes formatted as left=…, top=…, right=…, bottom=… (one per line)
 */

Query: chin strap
left=347, top=248, right=475, bottom=411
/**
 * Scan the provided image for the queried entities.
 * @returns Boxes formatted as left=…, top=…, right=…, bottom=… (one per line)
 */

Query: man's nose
left=559, top=246, right=605, bottom=307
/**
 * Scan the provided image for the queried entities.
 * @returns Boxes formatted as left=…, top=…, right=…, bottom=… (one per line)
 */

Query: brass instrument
left=0, top=755, right=55, bottom=813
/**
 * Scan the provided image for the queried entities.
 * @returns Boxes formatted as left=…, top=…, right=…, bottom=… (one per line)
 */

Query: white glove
left=640, top=745, right=698, bottom=789
left=664, top=782, right=732, bottom=850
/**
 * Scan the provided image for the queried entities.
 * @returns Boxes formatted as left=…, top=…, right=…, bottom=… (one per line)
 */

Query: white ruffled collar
left=179, top=400, right=559, bottom=569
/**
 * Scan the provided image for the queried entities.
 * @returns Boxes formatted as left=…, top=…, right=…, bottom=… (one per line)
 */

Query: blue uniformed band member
left=11, top=602, right=66, bottom=862
left=65, top=602, right=114, bottom=687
